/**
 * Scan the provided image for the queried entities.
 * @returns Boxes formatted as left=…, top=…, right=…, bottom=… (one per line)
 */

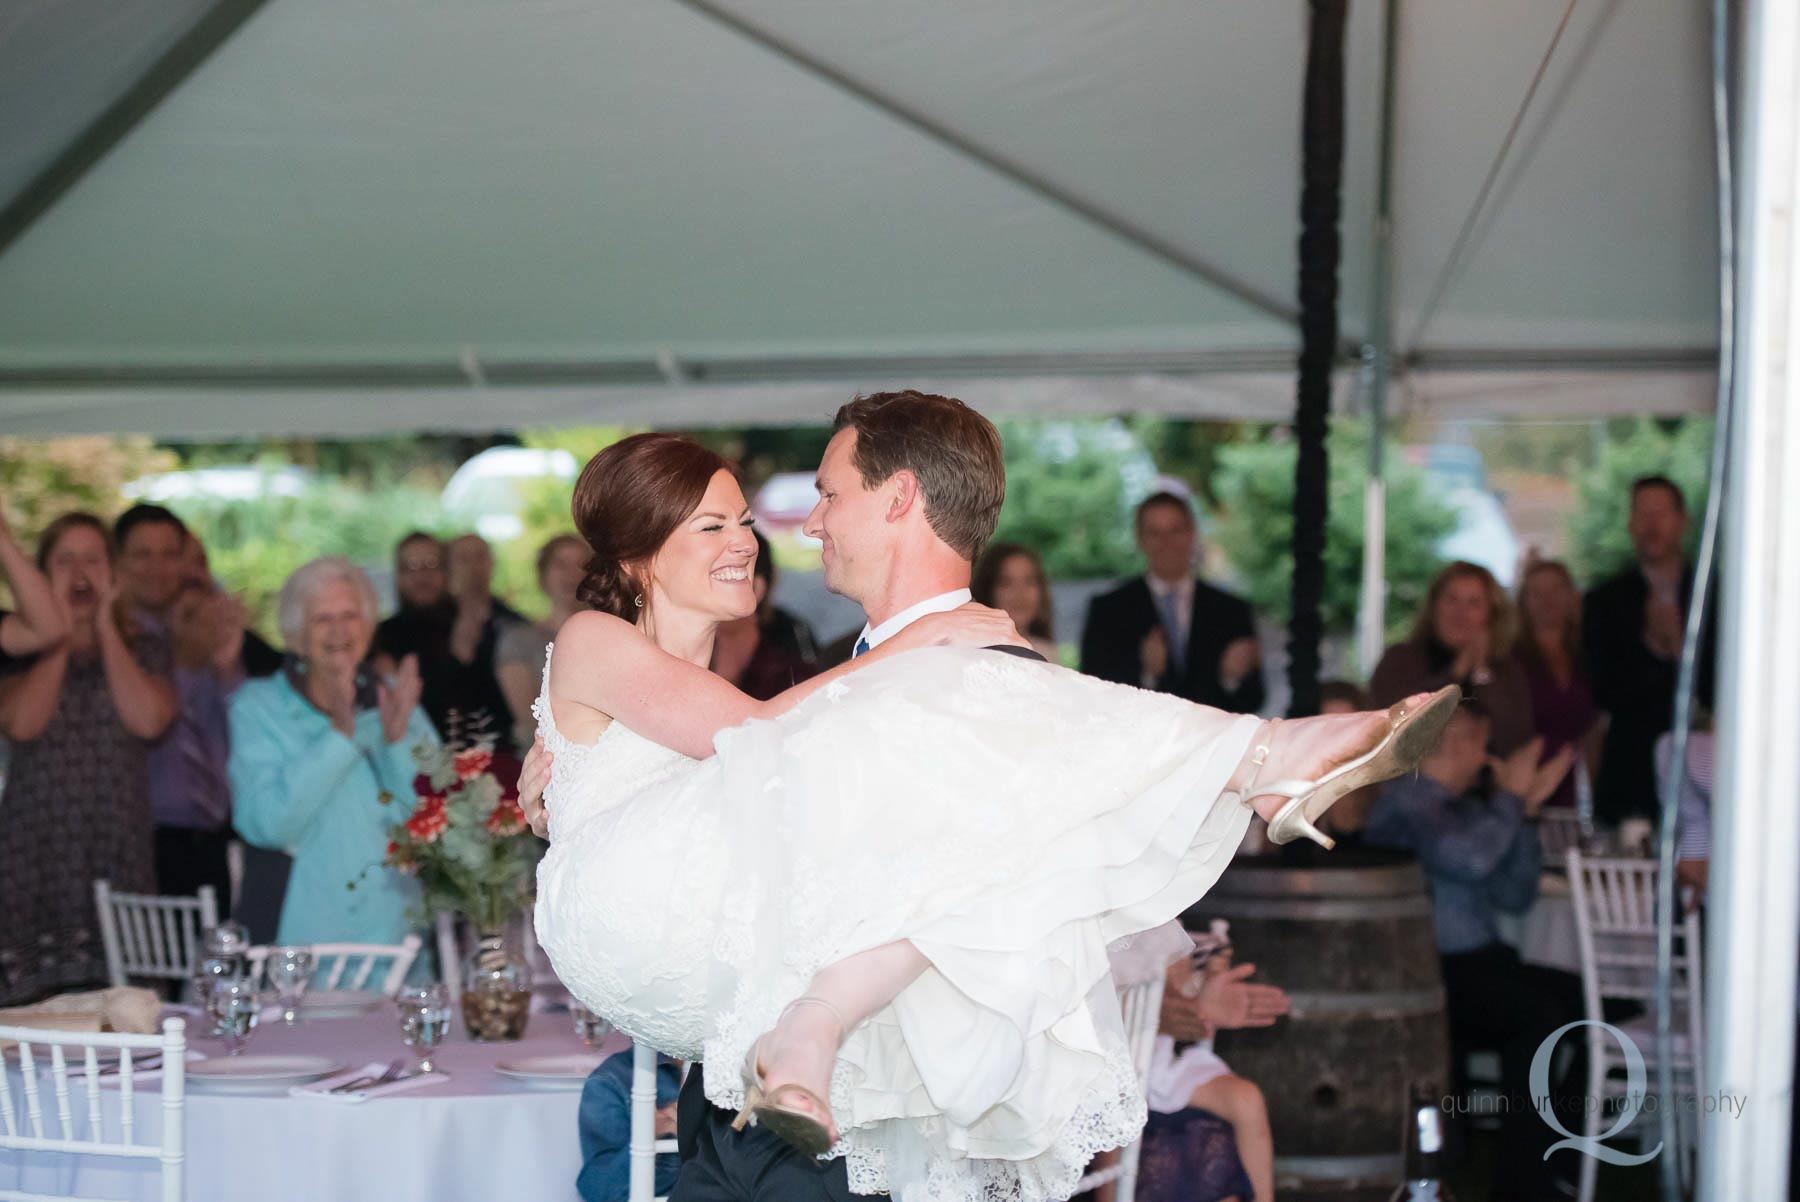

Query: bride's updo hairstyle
left=571, top=433, right=733, bottom=620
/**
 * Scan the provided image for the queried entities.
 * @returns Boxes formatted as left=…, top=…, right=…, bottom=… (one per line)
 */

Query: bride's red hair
left=571, top=433, right=733, bottom=619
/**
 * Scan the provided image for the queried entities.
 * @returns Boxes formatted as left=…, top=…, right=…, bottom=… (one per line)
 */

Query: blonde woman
left=1369, top=560, right=1534, bottom=754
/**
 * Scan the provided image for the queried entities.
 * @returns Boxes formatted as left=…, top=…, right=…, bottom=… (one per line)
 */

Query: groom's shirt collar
left=858, top=588, right=972, bottom=652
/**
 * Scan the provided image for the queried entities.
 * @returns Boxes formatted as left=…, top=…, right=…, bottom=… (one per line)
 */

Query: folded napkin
left=0, top=987, right=163, bottom=1046
left=292, top=1061, right=450, bottom=1103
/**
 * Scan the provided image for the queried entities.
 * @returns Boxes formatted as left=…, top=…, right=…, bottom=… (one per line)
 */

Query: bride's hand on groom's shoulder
left=895, top=604, right=1028, bottom=652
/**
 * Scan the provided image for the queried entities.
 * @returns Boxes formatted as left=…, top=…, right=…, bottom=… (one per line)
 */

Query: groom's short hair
left=832, top=391, right=1005, bottom=561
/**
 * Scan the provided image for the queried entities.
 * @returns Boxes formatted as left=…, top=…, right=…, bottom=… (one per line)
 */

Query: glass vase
left=460, top=919, right=532, bottom=1041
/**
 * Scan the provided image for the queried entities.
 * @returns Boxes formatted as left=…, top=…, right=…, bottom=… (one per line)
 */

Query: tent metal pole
left=1358, top=0, right=1402, bottom=676
left=0, top=0, right=272, bottom=261
left=1702, top=0, right=1800, bottom=1195
left=667, top=0, right=1312, bottom=335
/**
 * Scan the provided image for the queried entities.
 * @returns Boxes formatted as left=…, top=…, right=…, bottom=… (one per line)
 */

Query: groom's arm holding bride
left=521, top=603, right=1025, bottom=837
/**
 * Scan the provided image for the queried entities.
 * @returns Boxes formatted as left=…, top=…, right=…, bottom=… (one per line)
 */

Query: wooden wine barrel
left=1181, top=847, right=1449, bottom=1202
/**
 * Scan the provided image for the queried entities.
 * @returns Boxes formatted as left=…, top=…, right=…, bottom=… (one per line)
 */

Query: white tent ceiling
left=0, top=0, right=1720, bottom=437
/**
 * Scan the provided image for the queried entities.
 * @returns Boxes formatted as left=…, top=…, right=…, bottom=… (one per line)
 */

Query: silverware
left=97, top=1054, right=162, bottom=1078
left=328, top=1058, right=403, bottom=1095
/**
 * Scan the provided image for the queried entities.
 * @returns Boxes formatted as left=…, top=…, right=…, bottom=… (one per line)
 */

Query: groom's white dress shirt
left=856, top=588, right=972, bottom=653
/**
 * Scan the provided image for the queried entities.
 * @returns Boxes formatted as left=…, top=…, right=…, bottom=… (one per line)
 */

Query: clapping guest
left=1139, top=944, right=1289, bottom=1202
left=1585, top=476, right=1716, bottom=824
left=1364, top=702, right=1578, bottom=1202
left=180, top=533, right=282, bottom=678
left=0, top=514, right=174, bottom=1003
left=115, top=505, right=250, bottom=913
left=1080, top=492, right=1265, bottom=711
left=576, top=1046, right=682, bottom=1202
left=0, top=508, right=67, bottom=671
left=709, top=532, right=818, bottom=701
left=973, top=542, right=1059, bottom=662
left=230, top=558, right=436, bottom=945
left=1513, top=560, right=1598, bottom=809
left=1369, top=561, right=1535, bottom=755
left=498, top=534, right=589, bottom=748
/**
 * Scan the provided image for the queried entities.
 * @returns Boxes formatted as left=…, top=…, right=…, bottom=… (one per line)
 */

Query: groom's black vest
left=668, top=645, right=1049, bottom=1202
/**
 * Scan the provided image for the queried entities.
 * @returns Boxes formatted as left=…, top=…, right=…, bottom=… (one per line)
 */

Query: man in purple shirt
left=115, top=505, right=250, bottom=915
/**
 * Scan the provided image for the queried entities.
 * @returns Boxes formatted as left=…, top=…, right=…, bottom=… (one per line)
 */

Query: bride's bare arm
left=549, top=606, right=1023, bottom=761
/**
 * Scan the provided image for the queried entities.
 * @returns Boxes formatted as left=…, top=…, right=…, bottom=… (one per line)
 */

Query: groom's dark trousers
left=669, top=644, right=1048, bottom=1202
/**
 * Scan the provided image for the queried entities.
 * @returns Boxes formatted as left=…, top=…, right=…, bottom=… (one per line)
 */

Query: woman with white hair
left=229, top=557, right=434, bottom=945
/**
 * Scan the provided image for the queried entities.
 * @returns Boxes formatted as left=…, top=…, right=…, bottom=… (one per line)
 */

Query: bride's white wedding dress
left=532, top=643, right=1262, bottom=1202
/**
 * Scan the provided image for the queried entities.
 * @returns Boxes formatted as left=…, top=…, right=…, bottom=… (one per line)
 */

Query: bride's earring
left=633, top=594, right=644, bottom=609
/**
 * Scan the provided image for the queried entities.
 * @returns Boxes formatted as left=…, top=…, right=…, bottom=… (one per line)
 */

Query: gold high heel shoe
left=1229, top=685, right=1462, bottom=850
left=731, top=996, right=845, bottom=1157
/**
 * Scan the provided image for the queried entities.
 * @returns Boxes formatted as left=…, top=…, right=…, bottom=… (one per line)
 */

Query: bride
left=527, top=417, right=1453, bottom=1202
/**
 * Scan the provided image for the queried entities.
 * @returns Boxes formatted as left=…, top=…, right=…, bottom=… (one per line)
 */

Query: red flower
left=412, top=773, right=435, bottom=796
left=406, top=796, right=449, bottom=843
left=485, top=798, right=527, bottom=837
left=453, top=748, right=494, bottom=781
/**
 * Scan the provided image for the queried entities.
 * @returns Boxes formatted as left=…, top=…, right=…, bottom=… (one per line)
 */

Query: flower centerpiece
left=383, top=735, right=541, bottom=1040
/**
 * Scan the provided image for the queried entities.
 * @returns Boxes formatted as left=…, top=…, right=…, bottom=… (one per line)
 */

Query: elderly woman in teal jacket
left=230, top=557, right=437, bottom=945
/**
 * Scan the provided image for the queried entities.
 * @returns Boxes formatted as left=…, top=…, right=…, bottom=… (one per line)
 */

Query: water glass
left=396, top=984, right=454, bottom=1074
left=570, top=1001, right=613, bottom=1048
left=207, top=979, right=263, bottom=1056
left=268, top=947, right=315, bottom=1024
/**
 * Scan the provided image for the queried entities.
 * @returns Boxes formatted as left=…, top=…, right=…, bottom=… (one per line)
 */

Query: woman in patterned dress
left=0, top=513, right=175, bottom=1004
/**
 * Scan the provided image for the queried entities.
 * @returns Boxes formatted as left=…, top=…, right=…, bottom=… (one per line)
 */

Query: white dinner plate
left=187, top=1055, right=345, bottom=1093
left=297, top=990, right=388, bottom=1020
left=3, top=1042, right=151, bottom=1066
left=494, top=1053, right=606, bottom=1088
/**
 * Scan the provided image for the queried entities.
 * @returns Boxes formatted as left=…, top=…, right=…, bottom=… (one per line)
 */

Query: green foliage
left=991, top=418, right=1155, bottom=579
left=171, top=482, right=451, bottom=643
left=382, top=743, right=541, bottom=931
left=486, top=427, right=638, bottom=616
left=1566, top=418, right=1714, bottom=583
left=0, top=436, right=178, bottom=541
left=1122, top=417, right=1249, bottom=507
left=1211, top=421, right=1458, bottom=635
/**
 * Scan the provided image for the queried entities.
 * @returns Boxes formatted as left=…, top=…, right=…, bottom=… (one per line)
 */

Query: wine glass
left=206, top=979, right=263, bottom=1056
left=396, top=983, right=453, bottom=1075
left=570, top=1001, right=613, bottom=1048
left=190, top=919, right=253, bottom=1012
left=267, top=947, right=315, bottom=1025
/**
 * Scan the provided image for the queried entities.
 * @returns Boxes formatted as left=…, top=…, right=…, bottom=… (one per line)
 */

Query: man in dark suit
left=1079, top=492, right=1265, bottom=713
left=1583, top=475, right=1716, bottom=824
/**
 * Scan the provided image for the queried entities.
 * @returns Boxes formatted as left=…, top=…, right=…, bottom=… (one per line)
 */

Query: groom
left=521, top=390, right=1035, bottom=1201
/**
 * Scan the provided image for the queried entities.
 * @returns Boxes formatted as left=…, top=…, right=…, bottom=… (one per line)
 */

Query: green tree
left=991, top=418, right=1156, bottom=579
left=1566, top=418, right=1714, bottom=583
left=0, top=436, right=178, bottom=540
left=173, top=483, right=451, bottom=641
left=487, top=427, right=638, bottom=615
left=1211, top=421, right=1457, bottom=635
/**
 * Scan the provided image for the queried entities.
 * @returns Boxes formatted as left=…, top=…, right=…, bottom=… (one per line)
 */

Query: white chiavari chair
left=627, top=1042, right=681, bottom=1202
left=1566, top=850, right=1705, bottom=1202
left=0, top=1017, right=187, bottom=1202
left=1071, top=972, right=1167, bottom=1202
left=243, top=936, right=421, bottom=997
left=92, top=882, right=218, bottom=990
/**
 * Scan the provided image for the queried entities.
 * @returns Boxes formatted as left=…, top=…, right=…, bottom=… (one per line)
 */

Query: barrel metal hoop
left=1211, top=862, right=1427, bottom=898
left=1274, top=1152, right=1406, bottom=1183
left=1284, top=987, right=1447, bottom=1019
left=1201, top=895, right=1432, bottom=921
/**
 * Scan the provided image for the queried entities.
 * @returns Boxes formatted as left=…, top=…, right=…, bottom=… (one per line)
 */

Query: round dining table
left=0, top=998, right=629, bottom=1202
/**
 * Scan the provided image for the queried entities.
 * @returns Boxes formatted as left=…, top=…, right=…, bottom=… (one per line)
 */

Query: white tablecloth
left=0, top=1002, right=629, bottom=1202
left=1499, top=871, right=1580, bottom=974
